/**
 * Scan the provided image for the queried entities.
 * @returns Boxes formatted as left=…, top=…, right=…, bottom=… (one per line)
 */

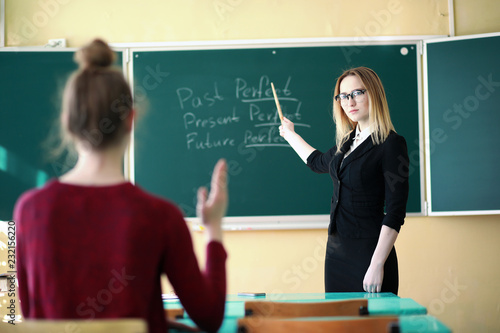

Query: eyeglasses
left=334, top=89, right=367, bottom=104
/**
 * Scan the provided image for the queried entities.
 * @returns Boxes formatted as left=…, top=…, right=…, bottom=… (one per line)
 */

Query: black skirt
left=324, top=233, right=399, bottom=294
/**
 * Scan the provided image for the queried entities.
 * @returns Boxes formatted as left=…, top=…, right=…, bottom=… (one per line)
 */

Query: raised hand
left=196, top=159, right=228, bottom=242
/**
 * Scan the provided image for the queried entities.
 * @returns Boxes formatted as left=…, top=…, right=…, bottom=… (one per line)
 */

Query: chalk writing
left=236, top=75, right=292, bottom=101
left=186, top=132, right=236, bottom=150
left=184, top=108, right=240, bottom=130
left=177, top=76, right=312, bottom=150
left=176, top=82, right=223, bottom=110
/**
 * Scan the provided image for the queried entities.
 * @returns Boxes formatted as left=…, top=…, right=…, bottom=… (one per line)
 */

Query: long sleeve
left=381, top=134, right=410, bottom=232
left=306, top=147, right=337, bottom=174
left=163, top=209, right=227, bottom=333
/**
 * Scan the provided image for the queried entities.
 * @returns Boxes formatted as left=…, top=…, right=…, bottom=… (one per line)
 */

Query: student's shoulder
left=14, top=189, right=38, bottom=211
left=16, top=179, right=57, bottom=205
left=129, top=186, right=188, bottom=234
left=13, top=180, right=60, bottom=217
left=130, top=184, right=185, bottom=218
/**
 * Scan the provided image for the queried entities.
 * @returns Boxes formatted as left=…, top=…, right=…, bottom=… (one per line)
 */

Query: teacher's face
left=339, top=75, right=370, bottom=130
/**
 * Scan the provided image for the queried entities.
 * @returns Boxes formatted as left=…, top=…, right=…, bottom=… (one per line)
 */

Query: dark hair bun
left=75, top=39, right=115, bottom=69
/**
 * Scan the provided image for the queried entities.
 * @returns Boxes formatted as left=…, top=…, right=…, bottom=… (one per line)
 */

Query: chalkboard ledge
left=187, top=215, right=329, bottom=231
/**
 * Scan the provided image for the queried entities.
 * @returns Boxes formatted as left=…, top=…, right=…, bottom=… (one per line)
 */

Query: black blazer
left=307, top=130, right=409, bottom=238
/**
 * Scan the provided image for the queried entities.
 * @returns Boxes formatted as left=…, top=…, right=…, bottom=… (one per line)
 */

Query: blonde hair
left=333, top=67, right=395, bottom=153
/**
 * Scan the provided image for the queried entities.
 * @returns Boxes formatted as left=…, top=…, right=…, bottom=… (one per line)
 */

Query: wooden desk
left=164, top=293, right=450, bottom=333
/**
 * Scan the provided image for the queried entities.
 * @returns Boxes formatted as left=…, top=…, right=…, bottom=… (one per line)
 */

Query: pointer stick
left=271, top=82, right=284, bottom=123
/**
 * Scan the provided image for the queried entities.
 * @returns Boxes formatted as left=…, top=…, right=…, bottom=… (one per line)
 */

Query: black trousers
left=324, top=233, right=399, bottom=295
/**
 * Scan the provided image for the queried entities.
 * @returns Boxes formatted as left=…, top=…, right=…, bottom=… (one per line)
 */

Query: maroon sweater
left=14, top=180, right=227, bottom=333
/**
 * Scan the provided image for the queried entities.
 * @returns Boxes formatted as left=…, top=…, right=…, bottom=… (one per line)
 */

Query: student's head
left=61, top=39, right=133, bottom=151
left=332, top=67, right=395, bottom=150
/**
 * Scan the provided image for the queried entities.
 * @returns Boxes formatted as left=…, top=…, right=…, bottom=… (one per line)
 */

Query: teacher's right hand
left=279, top=117, right=295, bottom=141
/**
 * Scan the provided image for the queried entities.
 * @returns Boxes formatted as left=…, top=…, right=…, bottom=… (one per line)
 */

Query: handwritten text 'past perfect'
left=176, top=75, right=292, bottom=110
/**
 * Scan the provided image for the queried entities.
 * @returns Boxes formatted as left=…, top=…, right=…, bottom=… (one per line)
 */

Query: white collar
left=343, top=123, right=374, bottom=158
left=354, top=124, right=374, bottom=142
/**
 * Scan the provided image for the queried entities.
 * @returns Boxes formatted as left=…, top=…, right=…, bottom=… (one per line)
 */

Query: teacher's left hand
left=363, top=263, right=384, bottom=293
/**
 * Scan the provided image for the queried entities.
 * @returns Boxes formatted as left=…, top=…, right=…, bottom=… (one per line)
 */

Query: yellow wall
left=4, top=0, right=500, bottom=332
left=6, top=0, right=450, bottom=46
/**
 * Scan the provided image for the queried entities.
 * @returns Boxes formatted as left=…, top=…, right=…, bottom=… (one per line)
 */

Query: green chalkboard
left=0, top=49, right=123, bottom=220
left=132, top=42, right=422, bottom=218
left=425, top=33, right=500, bottom=214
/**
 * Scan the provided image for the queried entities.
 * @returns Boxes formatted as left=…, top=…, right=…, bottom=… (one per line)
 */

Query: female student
left=14, top=39, right=228, bottom=333
left=279, top=67, right=409, bottom=294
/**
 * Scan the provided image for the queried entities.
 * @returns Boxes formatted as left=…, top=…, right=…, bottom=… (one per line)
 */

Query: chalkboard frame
left=127, top=37, right=426, bottom=229
left=424, top=32, right=500, bottom=216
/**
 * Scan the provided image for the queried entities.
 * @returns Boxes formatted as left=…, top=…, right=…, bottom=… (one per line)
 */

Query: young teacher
left=14, top=39, right=228, bottom=333
left=279, top=67, right=409, bottom=294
